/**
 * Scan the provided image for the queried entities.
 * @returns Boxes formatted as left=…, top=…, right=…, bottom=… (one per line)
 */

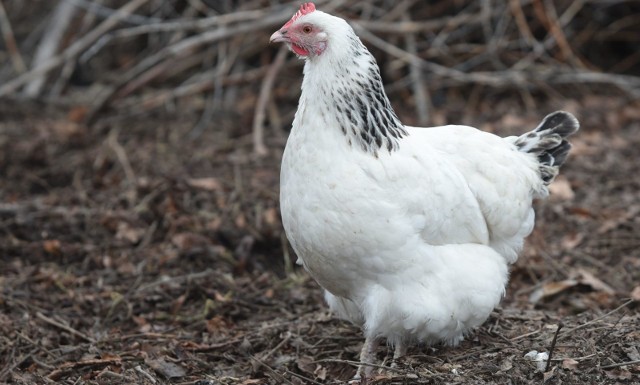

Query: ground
left=1, top=96, right=639, bottom=385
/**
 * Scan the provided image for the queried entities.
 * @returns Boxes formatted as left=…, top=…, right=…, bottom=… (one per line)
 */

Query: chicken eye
left=302, top=25, right=312, bottom=34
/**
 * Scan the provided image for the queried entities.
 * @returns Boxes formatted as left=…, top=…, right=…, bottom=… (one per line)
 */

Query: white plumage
left=271, top=3, right=579, bottom=380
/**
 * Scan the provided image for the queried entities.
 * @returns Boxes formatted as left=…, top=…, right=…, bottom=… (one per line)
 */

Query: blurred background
left=1, top=1, right=639, bottom=384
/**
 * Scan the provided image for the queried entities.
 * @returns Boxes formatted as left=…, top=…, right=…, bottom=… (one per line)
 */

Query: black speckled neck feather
left=320, top=36, right=408, bottom=156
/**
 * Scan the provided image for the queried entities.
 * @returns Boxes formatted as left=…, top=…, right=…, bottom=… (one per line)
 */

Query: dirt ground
left=1, top=94, right=639, bottom=385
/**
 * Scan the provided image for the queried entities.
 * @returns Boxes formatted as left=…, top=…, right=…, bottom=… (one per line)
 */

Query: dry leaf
left=52, top=121, right=84, bottom=140
left=187, top=177, right=221, bottom=191
left=531, top=269, right=618, bottom=304
left=146, top=358, right=186, bottom=379
left=102, top=255, right=113, bottom=268
left=499, top=355, right=514, bottom=372
left=132, top=315, right=148, bottom=327
left=171, top=294, right=187, bottom=314
left=371, top=373, right=394, bottom=381
left=597, top=207, right=640, bottom=234
left=115, top=222, right=144, bottom=244
left=263, top=207, right=279, bottom=226
left=562, top=358, right=579, bottom=371
left=240, top=380, right=263, bottom=385
left=314, top=364, right=327, bottom=380
left=588, top=291, right=615, bottom=307
left=543, top=366, right=557, bottom=382
left=631, top=286, right=640, bottom=301
left=561, top=232, right=584, bottom=251
left=500, top=113, right=529, bottom=129
left=206, top=315, right=231, bottom=334
left=116, top=260, right=136, bottom=275
left=569, top=136, right=599, bottom=157
left=574, top=268, right=616, bottom=295
left=622, top=345, right=640, bottom=361
left=235, top=213, right=246, bottom=228
left=163, top=195, right=178, bottom=214
left=214, top=291, right=231, bottom=303
left=43, top=240, right=62, bottom=255
left=171, top=232, right=210, bottom=250
left=207, top=217, right=223, bottom=231
left=297, top=356, right=315, bottom=375
left=567, top=206, right=594, bottom=218
left=239, top=338, right=253, bottom=354
left=604, top=368, right=632, bottom=380
left=67, top=106, right=88, bottom=123
left=623, top=102, right=640, bottom=120
left=549, top=176, right=575, bottom=201
left=597, top=219, right=620, bottom=234
left=529, top=280, right=578, bottom=303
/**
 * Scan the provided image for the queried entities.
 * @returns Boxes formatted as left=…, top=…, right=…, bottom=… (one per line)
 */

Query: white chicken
left=271, top=2, right=579, bottom=380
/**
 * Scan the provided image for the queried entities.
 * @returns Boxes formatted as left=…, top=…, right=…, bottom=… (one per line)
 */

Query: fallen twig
left=0, top=348, right=39, bottom=383
left=317, top=358, right=433, bottom=376
left=36, top=312, right=95, bottom=343
left=48, top=357, right=129, bottom=381
left=249, top=355, right=294, bottom=385
left=600, top=359, right=640, bottom=370
left=559, top=300, right=634, bottom=338
left=545, top=323, right=563, bottom=372
left=107, top=128, right=136, bottom=187
left=134, top=365, right=157, bottom=384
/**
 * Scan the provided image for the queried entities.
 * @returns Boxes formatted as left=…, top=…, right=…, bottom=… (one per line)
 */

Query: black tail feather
left=534, top=111, right=579, bottom=137
left=515, top=111, right=579, bottom=184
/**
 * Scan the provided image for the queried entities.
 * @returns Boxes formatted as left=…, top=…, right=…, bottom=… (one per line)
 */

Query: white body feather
left=278, top=8, right=575, bottom=349
left=281, top=98, right=543, bottom=346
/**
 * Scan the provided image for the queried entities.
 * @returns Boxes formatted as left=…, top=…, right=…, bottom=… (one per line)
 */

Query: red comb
left=283, top=2, right=316, bottom=28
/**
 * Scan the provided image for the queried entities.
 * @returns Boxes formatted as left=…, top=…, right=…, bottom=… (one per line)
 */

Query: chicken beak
left=270, top=30, right=288, bottom=44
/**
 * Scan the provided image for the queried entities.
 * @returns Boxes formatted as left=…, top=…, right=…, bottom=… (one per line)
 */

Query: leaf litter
left=1, top=97, right=639, bottom=384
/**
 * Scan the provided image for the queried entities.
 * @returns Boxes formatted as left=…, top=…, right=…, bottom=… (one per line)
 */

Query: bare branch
left=403, top=13, right=430, bottom=126
left=0, top=0, right=26, bottom=74
left=0, top=0, right=150, bottom=97
left=24, top=0, right=77, bottom=96
left=253, top=45, right=288, bottom=156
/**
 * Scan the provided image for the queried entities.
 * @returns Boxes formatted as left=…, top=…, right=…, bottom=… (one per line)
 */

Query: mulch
left=1, top=96, right=639, bottom=384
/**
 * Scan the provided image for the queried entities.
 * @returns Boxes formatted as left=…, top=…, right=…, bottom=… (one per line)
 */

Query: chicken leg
left=392, top=341, right=407, bottom=365
left=353, top=336, right=380, bottom=382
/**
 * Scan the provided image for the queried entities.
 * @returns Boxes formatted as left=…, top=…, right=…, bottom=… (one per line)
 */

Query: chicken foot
left=352, top=336, right=380, bottom=383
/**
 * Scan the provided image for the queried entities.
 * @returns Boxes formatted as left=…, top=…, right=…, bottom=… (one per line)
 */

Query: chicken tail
left=514, top=111, right=579, bottom=184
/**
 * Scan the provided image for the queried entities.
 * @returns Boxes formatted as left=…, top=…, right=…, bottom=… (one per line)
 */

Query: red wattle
left=291, top=44, right=309, bottom=56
